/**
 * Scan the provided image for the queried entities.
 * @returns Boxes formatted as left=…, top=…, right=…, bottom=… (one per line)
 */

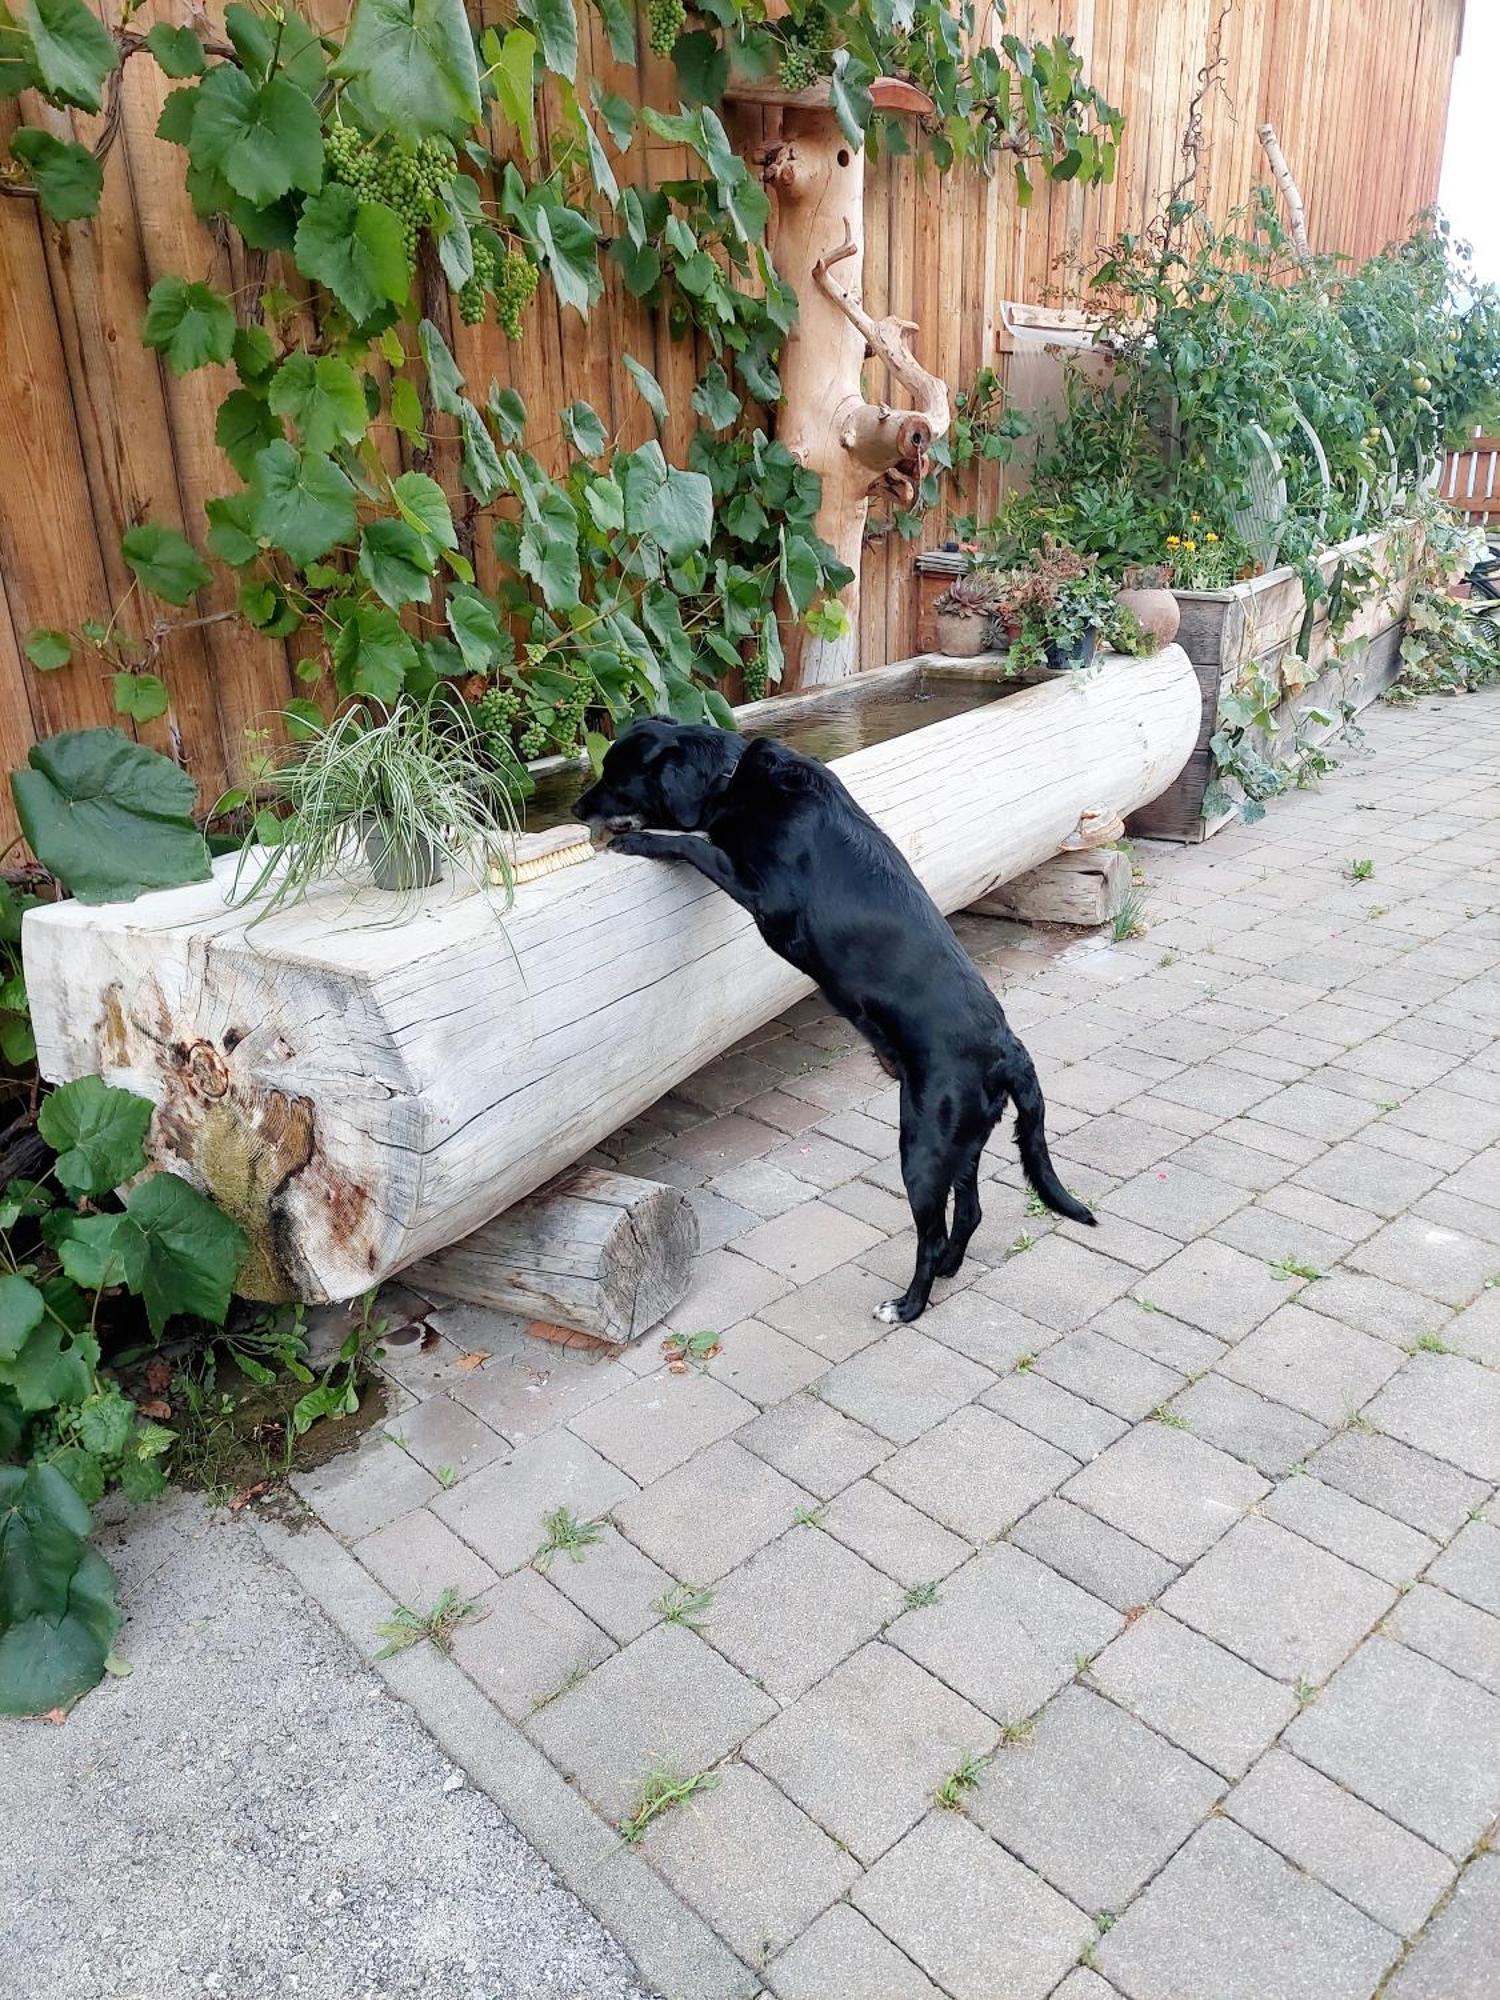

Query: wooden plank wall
left=0, top=0, right=1463, bottom=837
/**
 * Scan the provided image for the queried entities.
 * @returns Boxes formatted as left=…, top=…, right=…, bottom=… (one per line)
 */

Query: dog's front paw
left=873, top=1299, right=905, bottom=1325
left=608, top=829, right=657, bottom=857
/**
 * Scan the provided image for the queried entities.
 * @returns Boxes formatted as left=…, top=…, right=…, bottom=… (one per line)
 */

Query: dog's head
left=574, top=719, right=744, bottom=833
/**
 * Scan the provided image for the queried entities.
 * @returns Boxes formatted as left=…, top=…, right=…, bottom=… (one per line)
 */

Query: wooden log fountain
left=22, top=649, right=1200, bottom=1304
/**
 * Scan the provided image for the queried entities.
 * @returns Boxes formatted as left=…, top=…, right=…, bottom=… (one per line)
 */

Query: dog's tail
left=1003, top=1034, right=1096, bottom=1227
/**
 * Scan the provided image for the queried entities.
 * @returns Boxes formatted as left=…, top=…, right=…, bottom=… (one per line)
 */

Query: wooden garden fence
left=0, top=0, right=1463, bottom=840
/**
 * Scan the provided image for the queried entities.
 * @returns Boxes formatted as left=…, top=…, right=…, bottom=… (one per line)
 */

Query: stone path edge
left=254, top=1511, right=760, bottom=2000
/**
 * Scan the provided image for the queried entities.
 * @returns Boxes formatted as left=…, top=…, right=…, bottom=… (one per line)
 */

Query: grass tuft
left=534, top=1506, right=607, bottom=1571
left=618, top=1762, right=718, bottom=1845
left=374, top=1586, right=485, bottom=1659
left=934, top=1749, right=987, bottom=1810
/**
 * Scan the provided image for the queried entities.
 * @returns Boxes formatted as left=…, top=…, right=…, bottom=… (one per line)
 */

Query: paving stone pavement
left=284, top=691, right=1500, bottom=1999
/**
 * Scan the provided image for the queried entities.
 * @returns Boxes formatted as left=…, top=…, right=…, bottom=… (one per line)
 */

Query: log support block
left=970, top=848, right=1131, bottom=928
left=407, top=1168, right=698, bottom=1345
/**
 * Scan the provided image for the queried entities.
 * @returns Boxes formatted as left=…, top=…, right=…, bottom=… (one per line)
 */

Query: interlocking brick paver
left=970, top=1685, right=1223, bottom=1911
left=450, top=1567, right=614, bottom=1720
left=1135, top=1237, right=1293, bottom=1339
left=1095, top=1818, right=1398, bottom=2000
left=704, top=1527, right=901, bottom=1699
left=705, top=1319, right=829, bottom=1406
left=1009, top=1496, right=1178, bottom=1612
left=1286, top=1635, right=1500, bottom=1856
left=1261, top=1476, right=1440, bottom=1586
left=386, top=1391, right=508, bottom=1479
left=852, top=1812, right=1094, bottom=2000
left=1216, top=1302, right=1401, bottom=1423
left=569, top=1368, right=758, bottom=1484
left=746, top=1641, right=999, bottom=1861
left=291, top=1437, right=440, bottom=1542
left=660, top=1247, right=794, bottom=1334
left=644, top=1764, right=859, bottom=1966
left=876, top=1405, right=1078, bottom=1541
left=1382, top=1853, right=1500, bottom=2000
left=887, top=1542, right=1119, bottom=1722
left=1385, top=1582, right=1500, bottom=1697
left=1427, top=1517, right=1500, bottom=1616
left=1164, top=1372, right=1328, bottom=1475
left=1227, top=1748, right=1454, bottom=1938
left=544, top=1522, right=675, bottom=1645
left=704, top=1157, right=821, bottom=1218
left=1034, top=1327, right=1186, bottom=1421
left=1308, top=1428, right=1487, bottom=1539
left=738, top=1391, right=891, bottom=1498
left=527, top=1622, right=775, bottom=1819
left=1101, top=1163, right=1246, bottom=1240
left=1365, top=1351, right=1500, bottom=1479
left=451, top=1332, right=626, bottom=1444
left=1162, top=1516, right=1395, bottom=1683
left=1088, top=1297, right=1226, bottom=1376
left=819, top=1326, right=994, bottom=1443
left=1062, top=1421, right=1267, bottom=1563
left=432, top=1429, right=636, bottom=1576
left=612, top=1438, right=810, bottom=1583
left=352, top=1507, right=498, bottom=1606
left=758, top=1261, right=901, bottom=1361
left=1294, top=1137, right=1447, bottom=1217
left=972, top=1234, right=1135, bottom=1330
left=915, top=1287, right=1057, bottom=1371
left=982, top=1371, right=1129, bottom=1460
left=820, top=1477, right=973, bottom=1587
left=765, top=1905, right=945, bottom=2000
left=733, top=1200, right=887, bottom=1286
left=1089, top=1609, right=1298, bottom=1777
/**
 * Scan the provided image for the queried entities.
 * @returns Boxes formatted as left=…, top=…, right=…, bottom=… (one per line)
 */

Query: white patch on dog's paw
left=873, top=1299, right=903, bottom=1324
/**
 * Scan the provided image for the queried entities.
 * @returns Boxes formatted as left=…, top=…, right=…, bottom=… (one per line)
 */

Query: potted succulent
left=932, top=572, right=1003, bottom=657
left=989, top=544, right=1123, bottom=674
left=232, top=695, right=520, bottom=917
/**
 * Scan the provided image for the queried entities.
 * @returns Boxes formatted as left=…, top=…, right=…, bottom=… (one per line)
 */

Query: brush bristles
left=506, top=835, right=595, bottom=886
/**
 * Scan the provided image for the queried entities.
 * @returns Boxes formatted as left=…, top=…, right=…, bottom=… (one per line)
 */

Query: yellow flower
left=1183, top=538, right=1198, bottom=552
left=1190, top=512, right=1201, bottom=522
left=1165, top=535, right=1181, bottom=548
left=1205, top=532, right=1219, bottom=544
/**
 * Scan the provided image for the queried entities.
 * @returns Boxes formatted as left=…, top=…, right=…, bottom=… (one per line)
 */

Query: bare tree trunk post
left=740, top=82, right=947, bottom=689
left=1258, top=122, right=1311, bottom=263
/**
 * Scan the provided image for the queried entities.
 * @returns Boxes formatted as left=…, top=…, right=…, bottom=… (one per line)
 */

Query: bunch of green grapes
left=471, top=682, right=521, bottom=757
left=647, top=0, right=685, bottom=58
left=740, top=646, right=769, bottom=702
left=324, top=127, right=456, bottom=267
left=777, top=10, right=834, bottom=89
left=519, top=684, right=589, bottom=760
left=459, top=238, right=498, bottom=327
left=25, top=1408, right=72, bottom=1460
left=495, top=249, right=539, bottom=340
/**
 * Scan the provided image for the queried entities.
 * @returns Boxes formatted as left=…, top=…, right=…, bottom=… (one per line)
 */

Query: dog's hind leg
left=934, top=1129, right=990, bottom=1280
left=876, top=1099, right=960, bottom=1325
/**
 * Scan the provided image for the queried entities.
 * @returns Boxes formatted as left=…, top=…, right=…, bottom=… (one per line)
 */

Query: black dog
left=575, top=718, right=1094, bottom=1323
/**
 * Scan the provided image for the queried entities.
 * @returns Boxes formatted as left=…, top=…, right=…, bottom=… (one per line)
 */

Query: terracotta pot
left=934, top=610, right=989, bottom=658
left=1116, top=585, right=1180, bottom=651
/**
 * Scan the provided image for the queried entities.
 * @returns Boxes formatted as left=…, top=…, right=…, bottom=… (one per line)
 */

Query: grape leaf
left=205, top=493, right=261, bottom=567
left=357, top=521, right=434, bottom=608
left=231, top=321, right=276, bottom=384
left=0, top=1459, right=90, bottom=1623
left=487, top=384, right=527, bottom=445
left=39, top=1075, right=153, bottom=1196
left=518, top=0, right=575, bottom=81
left=223, top=0, right=325, bottom=91
left=0, top=1527, right=118, bottom=1715
left=445, top=584, right=501, bottom=673
left=115, top=1173, right=247, bottom=1337
left=121, top=522, right=211, bottom=605
left=293, top=186, right=409, bottom=324
left=214, top=386, right=284, bottom=478
left=142, top=276, right=235, bottom=375
left=8, top=127, right=101, bottom=221
left=389, top=374, right=424, bottom=440
left=487, top=25, right=537, bottom=161
left=561, top=400, right=607, bottom=456
left=457, top=400, right=503, bottom=504
left=330, top=601, right=417, bottom=702
left=24, top=630, right=70, bottom=672
left=647, top=468, right=713, bottom=562
left=189, top=66, right=323, bottom=206
left=417, top=316, right=465, bottom=414
left=334, top=0, right=482, bottom=139
left=77, top=1390, right=134, bottom=1457
left=267, top=352, right=368, bottom=452
left=691, top=363, right=740, bottom=431
left=0, top=1276, right=45, bottom=1366
left=112, top=672, right=169, bottom=724
left=11, top=728, right=209, bottom=905
left=622, top=354, right=667, bottom=430
left=0, top=1314, right=95, bottom=1414
left=390, top=470, right=456, bottom=553
left=54, top=1213, right=128, bottom=1292
left=249, top=441, right=357, bottom=566
left=20, top=0, right=116, bottom=111
left=144, top=22, right=204, bottom=76
left=590, top=0, right=634, bottom=63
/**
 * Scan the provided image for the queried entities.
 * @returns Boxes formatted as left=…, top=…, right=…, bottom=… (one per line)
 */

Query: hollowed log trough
left=23, top=649, right=1199, bottom=1304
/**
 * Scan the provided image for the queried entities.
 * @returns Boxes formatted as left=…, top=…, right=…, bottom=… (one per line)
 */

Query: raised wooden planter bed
left=1126, top=523, right=1417, bottom=842
left=23, top=650, right=1198, bottom=1304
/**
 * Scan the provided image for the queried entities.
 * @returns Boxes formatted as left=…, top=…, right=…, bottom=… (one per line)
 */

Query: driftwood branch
left=1258, top=121, right=1311, bottom=262
left=814, top=223, right=952, bottom=449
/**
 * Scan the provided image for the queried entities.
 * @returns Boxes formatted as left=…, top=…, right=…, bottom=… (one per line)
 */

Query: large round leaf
left=0, top=1544, right=119, bottom=1717
left=116, top=1172, right=248, bottom=1336
left=11, top=729, right=211, bottom=905
left=38, top=1076, right=153, bottom=1197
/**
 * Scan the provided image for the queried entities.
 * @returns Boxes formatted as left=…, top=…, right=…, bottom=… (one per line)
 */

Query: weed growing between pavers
left=934, top=1750, right=987, bottom=1809
left=1347, top=858, right=1376, bottom=881
left=374, top=1587, right=486, bottom=1659
left=1110, top=890, right=1151, bottom=942
left=657, top=1584, right=714, bottom=1632
left=662, top=1329, right=723, bottom=1372
left=534, top=1507, right=608, bottom=1571
left=618, top=1764, right=719, bottom=1845
left=904, top=1581, right=942, bottom=1610
left=1270, top=1254, right=1325, bottom=1281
